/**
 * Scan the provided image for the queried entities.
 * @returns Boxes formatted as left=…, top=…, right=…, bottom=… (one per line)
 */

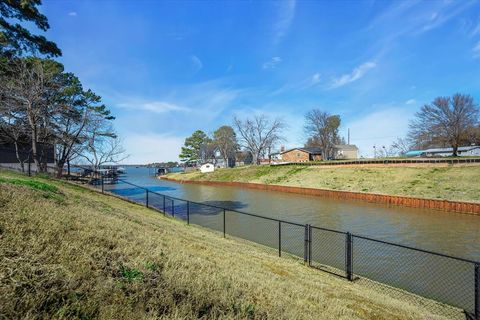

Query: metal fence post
left=146, top=189, right=149, bottom=208
left=163, top=195, right=166, bottom=215
left=223, top=209, right=226, bottom=238
left=101, top=176, right=104, bottom=193
left=308, top=225, right=312, bottom=266
left=187, top=201, right=190, bottom=225
left=475, top=263, right=479, bottom=320
left=304, top=224, right=309, bottom=264
left=172, top=199, right=175, bottom=217
left=346, top=232, right=353, bottom=281
left=278, top=221, right=282, bottom=257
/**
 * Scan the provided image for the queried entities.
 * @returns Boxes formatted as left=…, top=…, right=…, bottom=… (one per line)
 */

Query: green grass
left=0, top=170, right=457, bottom=319
left=166, top=164, right=480, bottom=202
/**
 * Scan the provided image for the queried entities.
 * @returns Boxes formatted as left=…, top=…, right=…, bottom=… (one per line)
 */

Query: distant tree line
left=180, top=115, right=286, bottom=166
left=0, top=0, right=125, bottom=176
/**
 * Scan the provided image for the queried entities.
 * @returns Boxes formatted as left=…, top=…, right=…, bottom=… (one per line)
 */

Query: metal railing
left=95, top=177, right=480, bottom=319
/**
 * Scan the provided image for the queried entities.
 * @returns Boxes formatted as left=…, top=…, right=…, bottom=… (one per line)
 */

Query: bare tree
left=409, top=94, right=479, bottom=156
left=233, top=115, right=284, bottom=165
left=0, top=58, right=62, bottom=172
left=390, top=137, right=412, bottom=156
left=0, top=83, right=30, bottom=171
left=304, top=110, right=341, bottom=160
left=76, top=114, right=127, bottom=171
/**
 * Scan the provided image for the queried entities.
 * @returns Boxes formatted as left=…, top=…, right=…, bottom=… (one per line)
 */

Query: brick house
left=280, top=147, right=322, bottom=162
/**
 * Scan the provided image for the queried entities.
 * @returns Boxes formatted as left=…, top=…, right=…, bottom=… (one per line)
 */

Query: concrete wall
left=162, top=178, right=480, bottom=215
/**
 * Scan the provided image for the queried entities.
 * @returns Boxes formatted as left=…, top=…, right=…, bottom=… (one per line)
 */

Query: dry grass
left=167, top=164, right=480, bottom=202
left=0, top=170, right=460, bottom=319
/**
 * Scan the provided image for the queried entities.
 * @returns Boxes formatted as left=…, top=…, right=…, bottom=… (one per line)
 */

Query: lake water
left=102, top=166, right=480, bottom=314
left=110, top=166, right=479, bottom=261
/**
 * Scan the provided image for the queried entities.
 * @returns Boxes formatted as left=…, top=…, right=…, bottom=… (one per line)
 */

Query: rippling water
left=111, top=166, right=479, bottom=261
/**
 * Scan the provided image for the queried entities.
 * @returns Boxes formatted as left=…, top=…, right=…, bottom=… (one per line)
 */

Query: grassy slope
left=0, top=170, right=455, bottom=320
left=166, top=164, right=480, bottom=202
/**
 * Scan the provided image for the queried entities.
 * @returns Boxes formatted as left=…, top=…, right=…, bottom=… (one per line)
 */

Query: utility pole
left=348, top=128, right=350, bottom=145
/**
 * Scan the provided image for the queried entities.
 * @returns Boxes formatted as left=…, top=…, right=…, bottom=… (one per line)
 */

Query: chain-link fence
left=1, top=163, right=479, bottom=319
left=105, top=179, right=479, bottom=319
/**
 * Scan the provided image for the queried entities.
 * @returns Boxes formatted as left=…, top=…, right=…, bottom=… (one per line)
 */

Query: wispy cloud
left=123, top=133, right=184, bottom=163
left=406, top=99, right=416, bottom=105
left=311, top=73, right=321, bottom=84
left=473, top=41, right=480, bottom=58
left=345, top=107, right=415, bottom=157
left=118, top=101, right=189, bottom=114
left=190, top=55, right=203, bottom=73
left=329, top=61, right=376, bottom=89
left=68, top=12, right=77, bottom=16
left=262, top=56, right=282, bottom=69
left=272, top=0, right=296, bottom=45
left=418, top=1, right=475, bottom=34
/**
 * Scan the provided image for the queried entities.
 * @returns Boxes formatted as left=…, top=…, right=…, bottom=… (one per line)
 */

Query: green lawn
left=0, top=170, right=456, bottom=319
left=166, top=164, right=480, bottom=202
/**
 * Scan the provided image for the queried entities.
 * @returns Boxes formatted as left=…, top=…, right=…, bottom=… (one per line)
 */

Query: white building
left=423, top=146, right=480, bottom=157
left=199, top=163, right=215, bottom=173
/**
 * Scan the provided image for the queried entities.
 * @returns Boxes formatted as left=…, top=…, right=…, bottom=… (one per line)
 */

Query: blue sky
left=39, top=0, right=480, bottom=163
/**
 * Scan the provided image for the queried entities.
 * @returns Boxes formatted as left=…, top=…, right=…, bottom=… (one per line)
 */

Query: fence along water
left=96, top=178, right=480, bottom=319
left=0, top=156, right=478, bottom=319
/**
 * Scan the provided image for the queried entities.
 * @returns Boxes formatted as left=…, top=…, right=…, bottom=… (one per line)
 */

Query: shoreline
left=161, top=176, right=480, bottom=215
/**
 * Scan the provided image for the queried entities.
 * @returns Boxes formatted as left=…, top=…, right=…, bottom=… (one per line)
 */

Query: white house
left=423, top=146, right=480, bottom=157
left=200, top=162, right=215, bottom=173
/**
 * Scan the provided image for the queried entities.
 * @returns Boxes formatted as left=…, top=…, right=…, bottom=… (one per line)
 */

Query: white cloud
left=122, top=133, right=184, bottom=164
left=406, top=99, right=416, bottom=105
left=190, top=55, right=203, bottom=72
left=272, top=0, right=296, bottom=45
left=330, top=61, right=377, bottom=89
left=118, top=101, right=189, bottom=114
left=473, top=41, right=480, bottom=58
left=68, top=12, right=77, bottom=16
left=311, top=73, right=321, bottom=83
left=262, top=56, right=282, bottom=69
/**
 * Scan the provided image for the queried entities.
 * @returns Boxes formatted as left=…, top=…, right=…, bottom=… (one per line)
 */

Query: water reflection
left=111, top=167, right=480, bottom=262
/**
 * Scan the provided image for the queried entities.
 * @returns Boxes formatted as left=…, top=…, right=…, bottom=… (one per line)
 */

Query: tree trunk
left=13, top=142, right=25, bottom=173
left=452, top=144, right=458, bottom=157
left=56, top=160, right=65, bottom=178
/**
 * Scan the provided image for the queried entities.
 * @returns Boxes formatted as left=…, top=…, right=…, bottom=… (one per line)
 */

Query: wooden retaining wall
left=161, top=177, right=480, bottom=215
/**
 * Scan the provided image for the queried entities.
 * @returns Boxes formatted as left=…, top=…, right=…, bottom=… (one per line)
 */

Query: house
left=199, top=163, right=215, bottom=173
left=280, top=147, right=323, bottom=162
left=0, top=143, right=55, bottom=173
left=333, top=144, right=359, bottom=159
left=235, top=151, right=253, bottom=166
left=423, top=146, right=480, bottom=157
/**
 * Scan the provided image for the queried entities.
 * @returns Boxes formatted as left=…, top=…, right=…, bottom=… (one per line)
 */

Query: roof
left=423, top=146, right=480, bottom=153
left=280, top=147, right=322, bottom=155
left=405, top=150, right=424, bottom=156
left=334, top=144, right=359, bottom=151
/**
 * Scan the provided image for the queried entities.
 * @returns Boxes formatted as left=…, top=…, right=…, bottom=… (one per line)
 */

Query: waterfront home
left=423, top=145, right=480, bottom=157
left=0, top=143, right=55, bottom=173
left=334, top=144, right=359, bottom=159
left=280, top=147, right=323, bottom=162
left=200, top=163, right=215, bottom=173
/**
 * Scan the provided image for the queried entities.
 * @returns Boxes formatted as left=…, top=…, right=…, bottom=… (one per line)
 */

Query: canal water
left=103, top=166, right=480, bottom=314
left=111, top=166, right=479, bottom=262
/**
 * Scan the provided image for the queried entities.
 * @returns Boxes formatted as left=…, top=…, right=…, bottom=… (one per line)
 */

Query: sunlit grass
left=167, top=164, right=480, bottom=202
left=0, top=170, right=456, bottom=319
